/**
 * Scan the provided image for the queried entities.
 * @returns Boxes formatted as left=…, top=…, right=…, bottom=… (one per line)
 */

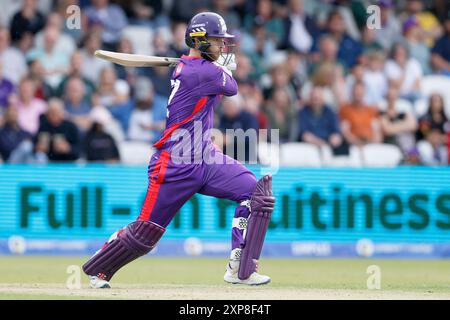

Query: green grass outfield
left=0, top=256, right=449, bottom=299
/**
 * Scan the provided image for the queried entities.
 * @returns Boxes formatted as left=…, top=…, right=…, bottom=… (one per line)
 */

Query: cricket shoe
left=88, top=275, right=111, bottom=289
left=223, top=260, right=271, bottom=285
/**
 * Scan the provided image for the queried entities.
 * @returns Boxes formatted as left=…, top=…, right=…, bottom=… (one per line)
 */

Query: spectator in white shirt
left=385, top=42, right=423, bottom=103
left=80, top=32, right=112, bottom=83
left=0, top=27, right=27, bottom=85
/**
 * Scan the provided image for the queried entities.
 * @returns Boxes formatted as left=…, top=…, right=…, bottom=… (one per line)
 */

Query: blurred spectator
left=85, top=0, right=129, bottom=50
left=334, top=0, right=363, bottom=41
left=108, top=79, right=134, bottom=134
left=265, top=88, right=296, bottom=143
left=233, top=54, right=254, bottom=83
left=264, top=63, right=297, bottom=103
left=241, top=21, right=276, bottom=77
left=142, top=29, right=175, bottom=97
left=385, top=43, right=423, bottom=103
left=117, top=0, right=169, bottom=29
left=56, top=51, right=96, bottom=99
left=380, top=88, right=418, bottom=154
left=27, top=59, right=54, bottom=100
left=402, top=0, right=442, bottom=48
left=89, top=103, right=125, bottom=144
left=416, top=93, right=449, bottom=165
left=27, top=27, right=70, bottom=89
left=0, top=28, right=27, bottom=85
left=169, top=22, right=189, bottom=57
left=83, top=118, right=120, bottom=163
left=212, top=0, right=241, bottom=32
left=64, top=77, right=92, bottom=132
left=169, top=0, right=209, bottom=23
left=302, top=62, right=346, bottom=110
left=281, top=0, right=317, bottom=53
left=16, top=77, right=47, bottom=135
left=374, top=0, right=402, bottom=50
left=339, top=82, right=382, bottom=146
left=97, top=67, right=119, bottom=107
left=218, top=94, right=259, bottom=162
left=317, top=10, right=363, bottom=70
left=243, top=0, right=285, bottom=49
left=114, top=37, right=139, bottom=86
left=34, top=12, right=76, bottom=57
left=310, top=35, right=345, bottom=75
left=362, top=51, right=388, bottom=106
left=360, top=27, right=384, bottom=54
left=241, top=85, right=268, bottom=130
left=34, top=98, right=80, bottom=162
left=0, top=61, right=15, bottom=109
left=80, top=32, right=112, bottom=83
left=9, top=0, right=45, bottom=43
left=298, top=86, right=346, bottom=153
left=128, top=77, right=166, bottom=142
left=0, top=105, right=32, bottom=162
left=431, top=14, right=450, bottom=75
left=403, top=16, right=431, bottom=74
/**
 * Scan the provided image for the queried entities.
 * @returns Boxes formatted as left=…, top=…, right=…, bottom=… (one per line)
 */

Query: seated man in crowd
left=128, top=77, right=166, bottom=143
left=431, top=13, right=450, bottom=75
left=34, top=98, right=80, bottom=162
left=218, top=94, right=259, bottom=163
left=340, top=81, right=383, bottom=146
left=0, top=105, right=32, bottom=163
left=379, top=88, right=417, bottom=155
left=63, top=77, right=92, bottom=132
left=298, top=86, right=347, bottom=154
left=83, top=111, right=120, bottom=163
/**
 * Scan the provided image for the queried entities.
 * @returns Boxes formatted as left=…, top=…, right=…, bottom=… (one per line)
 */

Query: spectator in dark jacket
left=219, top=94, right=259, bottom=163
left=0, top=105, right=32, bottom=162
left=34, top=98, right=80, bottom=162
left=84, top=120, right=120, bottom=163
left=298, top=86, right=345, bottom=153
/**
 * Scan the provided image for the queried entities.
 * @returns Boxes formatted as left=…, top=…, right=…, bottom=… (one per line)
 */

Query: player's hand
left=214, top=53, right=237, bottom=72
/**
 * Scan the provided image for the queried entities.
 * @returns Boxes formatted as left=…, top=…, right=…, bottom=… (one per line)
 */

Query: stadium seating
left=258, top=142, right=280, bottom=167
left=360, top=143, right=403, bottom=167
left=320, top=145, right=363, bottom=167
left=119, top=141, right=155, bottom=164
left=280, top=142, right=322, bottom=167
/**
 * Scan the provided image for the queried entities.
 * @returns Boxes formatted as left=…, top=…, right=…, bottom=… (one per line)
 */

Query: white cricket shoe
left=223, top=260, right=271, bottom=285
left=88, top=276, right=111, bottom=289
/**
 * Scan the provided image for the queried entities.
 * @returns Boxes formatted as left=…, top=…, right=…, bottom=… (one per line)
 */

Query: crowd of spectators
left=0, top=0, right=450, bottom=166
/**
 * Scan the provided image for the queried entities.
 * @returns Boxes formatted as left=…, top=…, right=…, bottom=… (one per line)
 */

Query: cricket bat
left=94, top=50, right=180, bottom=67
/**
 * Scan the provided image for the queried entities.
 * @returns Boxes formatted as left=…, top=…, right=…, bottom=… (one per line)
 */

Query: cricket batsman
left=82, top=12, right=275, bottom=288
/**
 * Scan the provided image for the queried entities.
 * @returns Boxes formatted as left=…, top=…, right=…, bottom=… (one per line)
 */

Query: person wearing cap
left=374, top=0, right=402, bottom=50
left=403, top=16, right=431, bottom=74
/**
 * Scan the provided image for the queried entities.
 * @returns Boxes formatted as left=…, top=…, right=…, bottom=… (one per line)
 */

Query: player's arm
left=201, top=64, right=238, bottom=97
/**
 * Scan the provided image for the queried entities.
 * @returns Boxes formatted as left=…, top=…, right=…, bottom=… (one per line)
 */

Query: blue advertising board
left=0, top=165, right=449, bottom=258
